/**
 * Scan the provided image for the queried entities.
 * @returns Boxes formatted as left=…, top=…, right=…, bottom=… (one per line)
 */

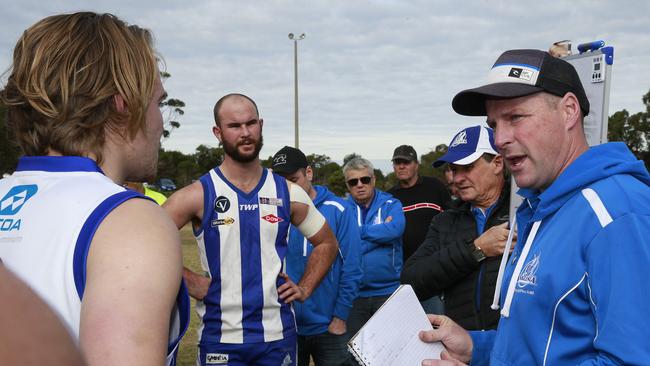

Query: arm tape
left=289, top=183, right=326, bottom=238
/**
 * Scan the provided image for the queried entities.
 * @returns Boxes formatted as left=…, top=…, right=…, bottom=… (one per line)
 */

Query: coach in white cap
left=402, top=125, right=512, bottom=332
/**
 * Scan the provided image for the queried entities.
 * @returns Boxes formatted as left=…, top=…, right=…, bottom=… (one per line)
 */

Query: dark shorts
left=197, top=335, right=297, bottom=366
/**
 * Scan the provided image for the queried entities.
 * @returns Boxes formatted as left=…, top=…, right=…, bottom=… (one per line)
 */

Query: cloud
left=1, top=0, right=649, bottom=173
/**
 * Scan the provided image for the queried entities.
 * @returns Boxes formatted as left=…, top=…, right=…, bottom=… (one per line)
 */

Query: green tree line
left=3, top=90, right=650, bottom=195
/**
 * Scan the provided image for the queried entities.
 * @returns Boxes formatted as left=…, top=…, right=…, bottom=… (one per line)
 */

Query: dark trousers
left=297, top=331, right=350, bottom=366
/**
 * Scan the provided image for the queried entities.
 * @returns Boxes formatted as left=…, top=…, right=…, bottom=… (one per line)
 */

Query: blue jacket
left=471, top=143, right=650, bottom=366
left=287, top=185, right=362, bottom=336
left=347, top=189, right=405, bottom=298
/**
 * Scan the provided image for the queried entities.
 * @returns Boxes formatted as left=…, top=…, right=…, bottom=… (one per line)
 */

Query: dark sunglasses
left=347, top=176, right=372, bottom=186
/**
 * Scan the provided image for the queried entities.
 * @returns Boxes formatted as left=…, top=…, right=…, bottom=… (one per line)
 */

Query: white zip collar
left=491, top=215, right=517, bottom=311
left=490, top=212, right=542, bottom=318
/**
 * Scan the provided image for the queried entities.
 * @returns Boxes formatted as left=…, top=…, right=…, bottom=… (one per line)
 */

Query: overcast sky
left=2, top=0, right=649, bottom=173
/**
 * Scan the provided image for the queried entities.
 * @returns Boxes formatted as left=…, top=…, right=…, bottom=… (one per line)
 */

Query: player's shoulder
left=92, top=197, right=181, bottom=267
left=106, top=197, right=177, bottom=232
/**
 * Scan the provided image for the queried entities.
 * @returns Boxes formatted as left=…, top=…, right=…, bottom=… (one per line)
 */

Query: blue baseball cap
left=433, top=126, right=498, bottom=167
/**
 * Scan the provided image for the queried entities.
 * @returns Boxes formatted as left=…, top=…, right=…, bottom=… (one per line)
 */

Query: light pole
left=288, top=32, right=305, bottom=149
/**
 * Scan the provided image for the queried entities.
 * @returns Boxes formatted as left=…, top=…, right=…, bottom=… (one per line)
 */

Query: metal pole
left=293, top=39, right=299, bottom=149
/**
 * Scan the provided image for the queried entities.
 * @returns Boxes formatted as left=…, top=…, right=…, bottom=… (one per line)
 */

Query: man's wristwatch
left=467, top=239, right=487, bottom=262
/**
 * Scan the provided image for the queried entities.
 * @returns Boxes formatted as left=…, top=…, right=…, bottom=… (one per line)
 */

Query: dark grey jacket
left=401, top=187, right=510, bottom=331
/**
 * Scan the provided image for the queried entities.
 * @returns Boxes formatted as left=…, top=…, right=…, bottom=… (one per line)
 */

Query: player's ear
left=212, top=125, right=222, bottom=143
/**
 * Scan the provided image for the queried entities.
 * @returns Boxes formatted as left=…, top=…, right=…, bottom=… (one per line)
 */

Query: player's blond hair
left=0, top=12, right=159, bottom=163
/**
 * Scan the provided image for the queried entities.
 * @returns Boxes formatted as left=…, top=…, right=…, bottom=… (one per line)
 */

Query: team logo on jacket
left=214, top=196, right=230, bottom=213
left=0, top=185, right=38, bottom=216
left=517, top=252, right=540, bottom=289
left=261, top=214, right=283, bottom=224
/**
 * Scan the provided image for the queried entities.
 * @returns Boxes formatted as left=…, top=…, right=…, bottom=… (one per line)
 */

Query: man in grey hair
left=343, top=157, right=405, bottom=343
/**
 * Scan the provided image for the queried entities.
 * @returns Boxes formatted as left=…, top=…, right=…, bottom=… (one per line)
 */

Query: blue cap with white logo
left=433, top=126, right=498, bottom=167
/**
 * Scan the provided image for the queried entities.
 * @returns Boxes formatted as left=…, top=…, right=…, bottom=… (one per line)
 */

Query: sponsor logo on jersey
left=211, top=217, right=235, bottom=227
left=0, top=185, right=37, bottom=232
left=0, top=218, right=21, bottom=232
left=206, top=353, right=228, bottom=364
left=239, top=203, right=258, bottom=211
left=261, top=214, right=283, bottom=224
left=0, top=185, right=38, bottom=216
left=259, top=197, right=283, bottom=206
left=214, top=196, right=230, bottom=213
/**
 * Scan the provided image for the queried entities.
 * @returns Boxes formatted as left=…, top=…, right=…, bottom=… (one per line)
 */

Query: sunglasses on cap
left=346, top=176, right=372, bottom=186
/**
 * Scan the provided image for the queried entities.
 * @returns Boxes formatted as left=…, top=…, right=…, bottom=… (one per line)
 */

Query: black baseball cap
left=271, top=146, right=308, bottom=174
left=392, top=145, right=418, bottom=162
left=452, top=49, right=590, bottom=116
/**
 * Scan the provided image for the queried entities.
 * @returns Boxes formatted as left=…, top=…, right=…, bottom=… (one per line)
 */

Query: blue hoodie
left=347, top=189, right=405, bottom=298
left=287, top=185, right=363, bottom=336
left=470, top=142, right=650, bottom=365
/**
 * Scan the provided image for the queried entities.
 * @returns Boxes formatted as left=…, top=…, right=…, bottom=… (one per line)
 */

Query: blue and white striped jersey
left=194, top=167, right=295, bottom=345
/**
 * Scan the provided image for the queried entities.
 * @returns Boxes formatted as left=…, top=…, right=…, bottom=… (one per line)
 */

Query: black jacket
left=401, top=187, right=510, bottom=331
left=388, top=176, right=450, bottom=261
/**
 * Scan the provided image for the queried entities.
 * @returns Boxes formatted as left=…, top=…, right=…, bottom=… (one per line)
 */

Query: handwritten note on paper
left=348, top=285, right=444, bottom=365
